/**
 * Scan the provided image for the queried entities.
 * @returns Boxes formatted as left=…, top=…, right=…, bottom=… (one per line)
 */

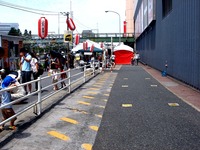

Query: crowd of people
left=0, top=47, right=71, bottom=131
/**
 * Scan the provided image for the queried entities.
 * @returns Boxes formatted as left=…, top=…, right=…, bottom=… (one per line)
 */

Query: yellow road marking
left=104, top=94, right=109, bottom=96
left=95, top=83, right=103, bottom=85
left=82, top=111, right=89, bottom=114
left=61, top=117, right=79, bottom=125
left=122, top=85, right=129, bottom=88
left=103, top=99, right=108, bottom=102
left=124, top=78, right=128, bottom=80
left=78, top=101, right=91, bottom=106
left=87, top=91, right=98, bottom=94
left=122, top=104, right=133, bottom=107
left=89, top=126, right=99, bottom=131
left=93, top=85, right=102, bottom=88
left=83, top=96, right=94, bottom=99
left=89, top=88, right=99, bottom=90
left=168, top=103, right=180, bottom=107
left=47, top=131, right=70, bottom=141
left=82, top=143, right=92, bottom=150
left=95, top=114, right=102, bottom=118
left=98, top=105, right=105, bottom=108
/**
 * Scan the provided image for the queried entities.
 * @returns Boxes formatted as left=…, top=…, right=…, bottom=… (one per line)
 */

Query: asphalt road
left=1, top=66, right=200, bottom=150
left=93, top=65, right=200, bottom=150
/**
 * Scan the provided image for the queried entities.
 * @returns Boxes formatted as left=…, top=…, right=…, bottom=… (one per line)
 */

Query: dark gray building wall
left=136, top=0, right=200, bottom=89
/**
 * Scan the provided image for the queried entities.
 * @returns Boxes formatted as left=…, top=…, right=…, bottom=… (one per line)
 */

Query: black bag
left=38, top=63, right=44, bottom=75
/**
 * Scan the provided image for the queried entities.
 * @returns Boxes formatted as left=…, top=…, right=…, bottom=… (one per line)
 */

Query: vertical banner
left=148, top=0, right=154, bottom=24
left=123, top=21, right=127, bottom=37
left=143, top=0, right=148, bottom=30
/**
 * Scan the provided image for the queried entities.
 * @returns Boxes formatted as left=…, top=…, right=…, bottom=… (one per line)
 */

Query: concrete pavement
left=1, top=64, right=200, bottom=150
left=0, top=68, right=118, bottom=150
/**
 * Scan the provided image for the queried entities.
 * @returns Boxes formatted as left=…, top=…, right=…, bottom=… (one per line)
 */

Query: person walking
left=30, top=52, right=40, bottom=91
left=134, top=52, right=140, bottom=66
left=50, top=50, right=60, bottom=91
left=19, top=48, right=32, bottom=94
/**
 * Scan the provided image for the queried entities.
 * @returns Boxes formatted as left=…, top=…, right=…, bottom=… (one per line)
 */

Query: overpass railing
left=24, top=33, right=134, bottom=40
left=0, top=64, right=100, bottom=127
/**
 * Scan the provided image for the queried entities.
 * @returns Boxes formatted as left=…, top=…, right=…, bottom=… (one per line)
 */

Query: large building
left=134, top=0, right=200, bottom=90
left=0, top=23, right=19, bottom=34
left=125, top=0, right=138, bottom=34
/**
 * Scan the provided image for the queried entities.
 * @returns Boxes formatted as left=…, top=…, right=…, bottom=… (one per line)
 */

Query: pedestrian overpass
left=23, top=33, right=135, bottom=45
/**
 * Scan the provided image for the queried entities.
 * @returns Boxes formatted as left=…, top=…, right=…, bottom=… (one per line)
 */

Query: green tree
left=8, top=27, right=21, bottom=36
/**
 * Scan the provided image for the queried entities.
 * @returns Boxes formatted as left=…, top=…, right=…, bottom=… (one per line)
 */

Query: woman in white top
left=30, top=52, right=39, bottom=91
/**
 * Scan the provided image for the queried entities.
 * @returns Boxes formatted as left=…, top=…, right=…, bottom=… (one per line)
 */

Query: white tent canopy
left=113, top=44, right=134, bottom=65
left=72, top=40, right=102, bottom=52
left=114, top=44, right=133, bottom=52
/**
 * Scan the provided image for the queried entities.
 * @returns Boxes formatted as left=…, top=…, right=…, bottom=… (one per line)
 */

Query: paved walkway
left=1, top=65, right=200, bottom=150
left=93, top=65, right=200, bottom=150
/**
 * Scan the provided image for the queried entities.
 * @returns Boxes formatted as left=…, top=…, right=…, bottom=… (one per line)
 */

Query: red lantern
left=85, top=42, right=88, bottom=50
left=75, top=34, right=80, bottom=45
left=38, top=17, right=48, bottom=39
left=90, top=44, right=95, bottom=52
left=83, top=42, right=86, bottom=50
left=66, top=18, right=76, bottom=31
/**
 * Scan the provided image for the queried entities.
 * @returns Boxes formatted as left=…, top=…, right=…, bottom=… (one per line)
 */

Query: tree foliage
left=8, top=27, right=22, bottom=36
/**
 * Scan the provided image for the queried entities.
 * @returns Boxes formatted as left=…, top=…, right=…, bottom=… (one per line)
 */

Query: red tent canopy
left=114, top=45, right=134, bottom=64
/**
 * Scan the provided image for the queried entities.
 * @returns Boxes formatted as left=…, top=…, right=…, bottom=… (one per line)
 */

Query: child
left=60, top=65, right=67, bottom=88
left=0, top=71, right=19, bottom=131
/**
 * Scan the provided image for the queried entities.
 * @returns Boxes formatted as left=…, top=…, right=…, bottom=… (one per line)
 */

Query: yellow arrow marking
left=47, top=131, right=70, bottom=141
left=78, top=101, right=91, bottom=106
left=61, top=117, right=78, bottom=124
left=82, top=143, right=92, bottom=150
left=89, top=126, right=99, bottom=131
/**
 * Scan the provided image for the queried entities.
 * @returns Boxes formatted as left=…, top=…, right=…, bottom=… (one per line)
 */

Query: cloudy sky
left=0, top=0, right=126, bottom=35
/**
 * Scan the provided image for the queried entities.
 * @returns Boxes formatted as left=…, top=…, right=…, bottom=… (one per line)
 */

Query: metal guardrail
left=0, top=64, right=101, bottom=127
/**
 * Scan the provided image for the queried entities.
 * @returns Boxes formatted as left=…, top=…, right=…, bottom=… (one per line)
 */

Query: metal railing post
left=37, top=76, right=42, bottom=115
left=93, top=61, right=95, bottom=76
left=84, top=65, right=86, bottom=83
left=68, top=69, right=71, bottom=93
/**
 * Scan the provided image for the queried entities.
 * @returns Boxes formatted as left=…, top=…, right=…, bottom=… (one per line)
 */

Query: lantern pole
left=60, top=11, right=71, bottom=69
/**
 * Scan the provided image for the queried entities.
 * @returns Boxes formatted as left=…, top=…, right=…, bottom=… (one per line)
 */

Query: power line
left=0, top=0, right=59, bottom=15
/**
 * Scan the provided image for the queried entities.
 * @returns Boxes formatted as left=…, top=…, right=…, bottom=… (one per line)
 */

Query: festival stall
left=114, top=44, right=134, bottom=65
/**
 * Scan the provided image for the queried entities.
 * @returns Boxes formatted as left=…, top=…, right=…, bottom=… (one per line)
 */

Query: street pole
left=105, top=10, right=121, bottom=44
left=60, top=12, right=71, bottom=69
